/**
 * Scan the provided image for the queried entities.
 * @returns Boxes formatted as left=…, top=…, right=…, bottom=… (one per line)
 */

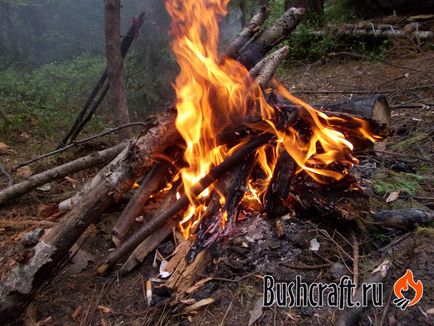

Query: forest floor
left=0, top=46, right=433, bottom=326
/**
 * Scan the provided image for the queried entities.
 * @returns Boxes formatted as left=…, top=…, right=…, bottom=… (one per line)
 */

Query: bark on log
left=237, top=7, right=305, bottom=69
left=119, top=187, right=179, bottom=274
left=0, top=142, right=127, bottom=206
left=373, top=208, right=433, bottom=229
left=224, top=5, right=269, bottom=59
left=0, top=109, right=178, bottom=324
left=255, top=45, right=289, bottom=89
left=112, top=160, right=171, bottom=244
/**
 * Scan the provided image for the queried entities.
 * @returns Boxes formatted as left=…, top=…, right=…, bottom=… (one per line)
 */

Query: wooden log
left=223, top=5, right=269, bottom=59
left=237, top=7, right=305, bottom=69
left=119, top=187, right=179, bottom=274
left=0, top=109, right=178, bottom=324
left=164, top=240, right=211, bottom=300
left=0, top=142, right=127, bottom=206
left=112, top=160, right=172, bottom=244
left=373, top=208, right=433, bottom=229
left=318, top=95, right=391, bottom=126
left=309, top=28, right=434, bottom=40
left=255, top=45, right=289, bottom=89
left=264, top=149, right=297, bottom=218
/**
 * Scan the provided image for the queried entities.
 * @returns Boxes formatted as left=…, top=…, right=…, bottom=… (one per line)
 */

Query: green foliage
left=0, top=54, right=106, bottom=139
left=372, top=171, right=426, bottom=195
left=324, top=0, right=357, bottom=23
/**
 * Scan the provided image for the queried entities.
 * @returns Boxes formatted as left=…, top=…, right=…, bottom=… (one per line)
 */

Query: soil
left=0, top=45, right=433, bottom=326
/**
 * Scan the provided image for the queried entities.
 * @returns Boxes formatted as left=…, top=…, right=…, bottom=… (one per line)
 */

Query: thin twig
left=14, top=122, right=150, bottom=170
left=351, top=231, right=359, bottom=294
left=219, top=300, right=233, bottom=326
left=0, top=162, right=14, bottom=186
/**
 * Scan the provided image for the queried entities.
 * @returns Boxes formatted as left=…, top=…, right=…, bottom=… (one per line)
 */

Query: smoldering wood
left=373, top=208, right=434, bottom=229
left=223, top=5, right=269, bottom=59
left=0, top=110, right=178, bottom=323
left=59, top=12, right=145, bottom=148
left=264, top=149, right=297, bottom=218
left=0, top=142, right=127, bottom=206
left=237, top=7, right=305, bottom=69
left=112, top=160, right=172, bottom=244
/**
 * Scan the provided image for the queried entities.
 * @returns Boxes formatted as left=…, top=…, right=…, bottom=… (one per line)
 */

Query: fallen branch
left=0, top=142, right=127, bottom=206
left=14, top=122, right=151, bottom=170
left=372, top=208, right=434, bottom=229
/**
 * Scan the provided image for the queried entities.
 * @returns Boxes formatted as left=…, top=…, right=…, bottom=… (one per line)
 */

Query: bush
left=0, top=54, right=106, bottom=139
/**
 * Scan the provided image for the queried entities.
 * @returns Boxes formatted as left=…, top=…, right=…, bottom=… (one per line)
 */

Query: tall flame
left=165, top=0, right=379, bottom=238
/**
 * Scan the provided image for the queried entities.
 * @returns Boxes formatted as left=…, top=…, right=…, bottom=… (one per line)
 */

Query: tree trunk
left=285, top=0, right=324, bottom=15
left=104, top=0, right=131, bottom=139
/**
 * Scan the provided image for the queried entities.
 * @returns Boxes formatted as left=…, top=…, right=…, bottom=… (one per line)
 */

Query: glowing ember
left=165, top=0, right=379, bottom=238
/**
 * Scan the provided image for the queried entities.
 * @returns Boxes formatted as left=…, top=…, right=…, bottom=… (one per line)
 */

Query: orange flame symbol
left=392, top=269, right=423, bottom=309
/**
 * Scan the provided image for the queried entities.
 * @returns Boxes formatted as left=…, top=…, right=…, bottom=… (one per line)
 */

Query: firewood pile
left=1, top=4, right=432, bottom=323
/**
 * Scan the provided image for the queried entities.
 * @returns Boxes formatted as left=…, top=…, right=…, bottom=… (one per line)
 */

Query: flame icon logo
left=393, top=269, right=423, bottom=310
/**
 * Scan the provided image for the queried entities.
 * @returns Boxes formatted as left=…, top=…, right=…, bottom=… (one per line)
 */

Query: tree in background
left=104, top=0, right=131, bottom=139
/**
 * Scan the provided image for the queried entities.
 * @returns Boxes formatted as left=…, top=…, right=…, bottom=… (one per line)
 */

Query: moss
left=372, top=170, right=426, bottom=195
left=389, top=133, right=428, bottom=152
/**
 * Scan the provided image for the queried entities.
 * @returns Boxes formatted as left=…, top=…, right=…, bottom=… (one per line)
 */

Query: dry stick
left=223, top=5, right=269, bottom=59
left=336, top=259, right=391, bottom=326
left=119, top=193, right=177, bottom=275
left=0, top=162, right=14, bottom=187
left=0, top=142, right=127, bottom=206
left=255, top=45, right=289, bottom=88
left=112, top=160, right=171, bottom=244
left=14, top=122, right=150, bottom=170
left=59, top=12, right=146, bottom=148
left=351, top=230, right=359, bottom=294
left=98, top=132, right=275, bottom=273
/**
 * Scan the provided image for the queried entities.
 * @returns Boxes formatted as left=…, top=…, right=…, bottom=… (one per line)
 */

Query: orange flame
left=393, top=269, right=424, bottom=307
left=165, top=0, right=379, bottom=238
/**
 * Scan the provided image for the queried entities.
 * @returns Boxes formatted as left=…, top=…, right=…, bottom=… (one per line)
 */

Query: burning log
left=223, top=5, right=269, bottom=59
left=98, top=132, right=278, bottom=273
left=0, top=142, right=127, bottom=206
left=237, top=7, right=305, bottom=69
left=254, top=45, right=289, bottom=89
left=264, top=149, right=297, bottom=218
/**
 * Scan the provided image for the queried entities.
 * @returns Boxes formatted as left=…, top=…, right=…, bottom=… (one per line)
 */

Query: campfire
left=0, top=0, right=394, bottom=322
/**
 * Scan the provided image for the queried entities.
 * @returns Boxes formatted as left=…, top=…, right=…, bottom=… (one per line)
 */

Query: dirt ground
left=0, top=44, right=433, bottom=326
